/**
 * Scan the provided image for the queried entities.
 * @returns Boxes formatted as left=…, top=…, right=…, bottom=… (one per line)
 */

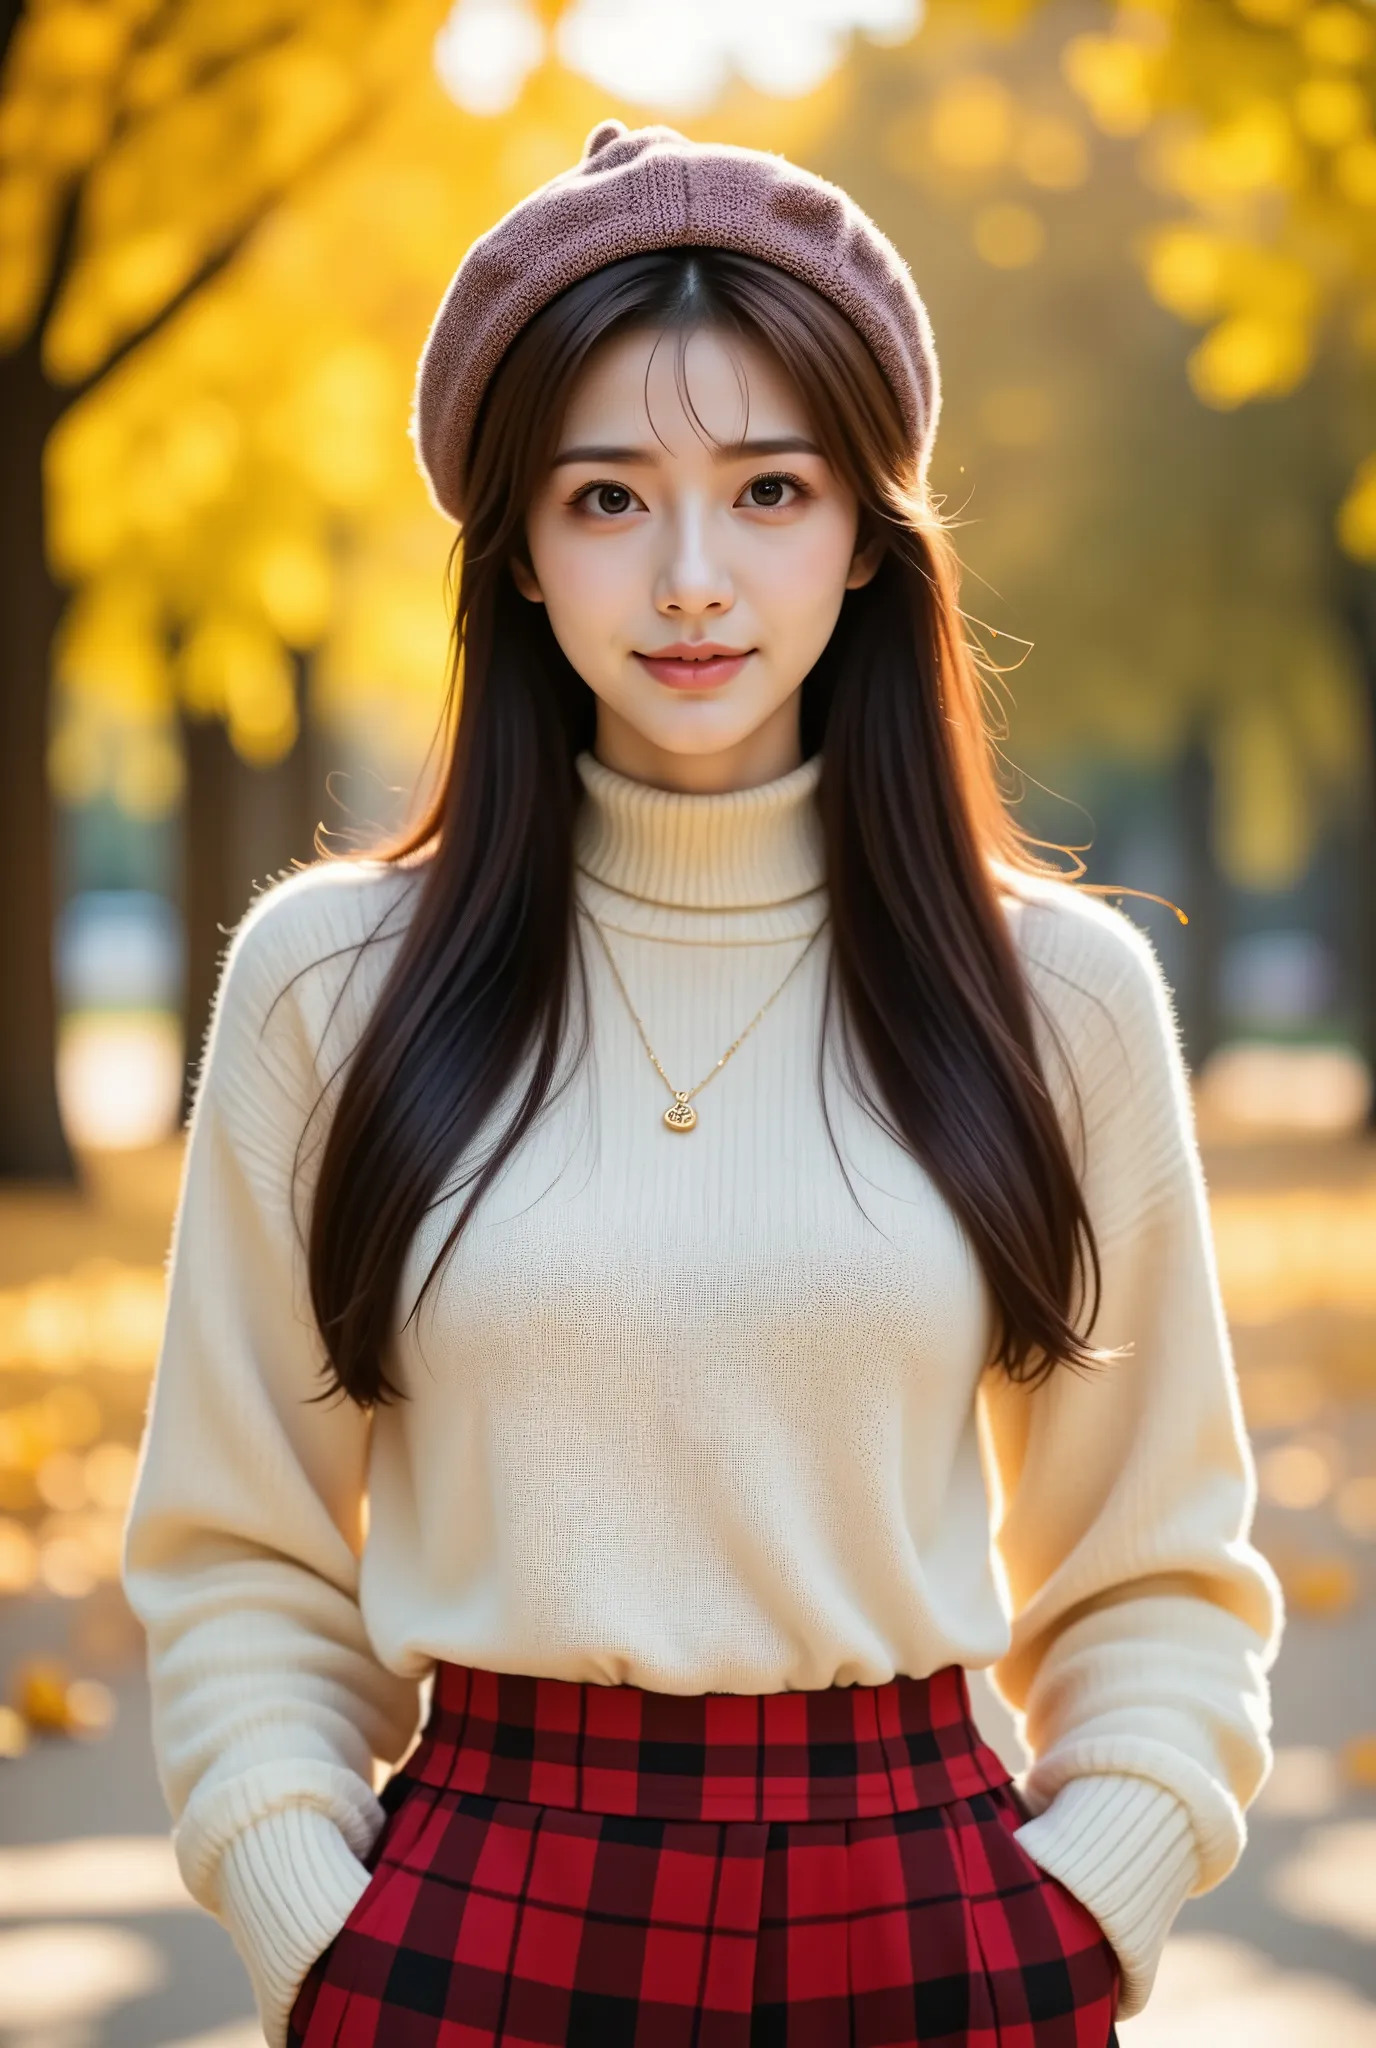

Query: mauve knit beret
left=410, top=117, right=941, bottom=524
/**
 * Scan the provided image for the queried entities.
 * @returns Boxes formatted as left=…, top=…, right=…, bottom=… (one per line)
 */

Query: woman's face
left=512, top=324, right=882, bottom=792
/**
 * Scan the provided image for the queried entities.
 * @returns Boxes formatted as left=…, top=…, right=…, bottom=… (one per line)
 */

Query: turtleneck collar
left=573, top=750, right=826, bottom=912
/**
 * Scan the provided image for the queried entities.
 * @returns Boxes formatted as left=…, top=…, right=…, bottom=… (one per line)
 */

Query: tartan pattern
left=287, top=1663, right=1120, bottom=2046
left=401, top=1661, right=1014, bottom=1821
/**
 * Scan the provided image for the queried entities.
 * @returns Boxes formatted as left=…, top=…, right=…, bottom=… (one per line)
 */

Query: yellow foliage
left=1054, top=0, right=1376, bottom=561
left=1188, top=311, right=1311, bottom=404
left=120, top=41, right=190, bottom=115
left=929, top=73, right=1015, bottom=172
left=158, top=397, right=243, bottom=508
left=263, top=340, right=403, bottom=511
left=1234, top=0, right=1305, bottom=25
left=0, top=1, right=140, bottom=345
left=1335, top=134, right=1376, bottom=204
left=1142, top=222, right=1226, bottom=319
left=1014, top=112, right=1089, bottom=190
left=4, top=0, right=877, bottom=801
left=315, top=521, right=457, bottom=768
left=1336, top=453, right=1376, bottom=561
left=881, top=101, right=931, bottom=181
left=1233, top=243, right=1319, bottom=324
left=0, top=229, right=47, bottom=331
left=1098, top=670, right=1186, bottom=765
left=5, top=0, right=1376, bottom=807
left=1152, top=100, right=1305, bottom=203
left=1213, top=698, right=1313, bottom=889
left=47, top=573, right=183, bottom=815
left=1293, top=73, right=1369, bottom=150
left=0, top=162, right=48, bottom=238
left=1352, top=296, right=1376, bottom=355
left=1143, top=226, right=1319, bottom=398
left=22, top=6, right=127, bottom=81
left=246, top=528, right=334, bottom=647
left=880, top=68, right=1089, bottom=192
left=1286, top=641, right=1370, bottom=789
left=181, top=613, right=298, bottom=764
left=36, top=87, right=110, bottom=172
left=1300, top=4, right=1375, bottom=69
left=972, top=199, right=1045, bottom=267
left=46, top=716, right=106, bottom=808
left=53, top=578, right=170, bottom=719
left=111, top=725, right=184, bottom=817
left=1060, top=33, right=1157, bottom=138
left=61, top=224, right=196, bottom=360
left=0, top=0, right=440, bottom=369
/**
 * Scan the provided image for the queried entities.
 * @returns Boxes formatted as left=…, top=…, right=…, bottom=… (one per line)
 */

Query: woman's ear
left=510, top=555, right=545, bottom=604
left=844, top=530, right=885, bottom=591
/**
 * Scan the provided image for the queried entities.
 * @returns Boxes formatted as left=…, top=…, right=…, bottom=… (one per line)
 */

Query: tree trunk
left=0, top=0, right=374, bottom=1175
left=180, top=655, right=323, bottom=1118
left=1336, top=567, right=1376, bottom=1126
left=1177, top=728, right=1223, bottom=1073
left=0, top=313, right=76, bottom=1180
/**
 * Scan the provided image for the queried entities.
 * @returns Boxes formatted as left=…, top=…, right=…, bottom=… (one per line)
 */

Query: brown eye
left=593, top=483, right=632, bottom=515
left=748, top=477, right=786, bottom=507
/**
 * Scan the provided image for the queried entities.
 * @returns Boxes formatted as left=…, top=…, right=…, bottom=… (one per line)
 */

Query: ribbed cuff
left=218, top=1806, right=375, bottom=2048
left=1013, top=1774, right=1198, bottom=2020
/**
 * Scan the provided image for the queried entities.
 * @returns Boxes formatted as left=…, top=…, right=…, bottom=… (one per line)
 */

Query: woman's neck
left=592, top=693, right=804, bottom=794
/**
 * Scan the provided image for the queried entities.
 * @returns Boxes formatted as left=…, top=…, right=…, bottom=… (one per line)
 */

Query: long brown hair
left=302, top=247, right=1101, bottom=1407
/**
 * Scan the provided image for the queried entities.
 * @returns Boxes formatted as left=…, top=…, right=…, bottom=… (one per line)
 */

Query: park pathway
left=1, top=1133, right=1372, bottom=2045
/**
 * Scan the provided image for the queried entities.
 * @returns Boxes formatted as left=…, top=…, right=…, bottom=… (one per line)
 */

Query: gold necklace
left=578, top=907, right=826, bottom=1133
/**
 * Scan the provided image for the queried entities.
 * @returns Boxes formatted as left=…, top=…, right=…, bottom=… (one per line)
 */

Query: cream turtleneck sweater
left=124, top=750, right=1281, bottom=2047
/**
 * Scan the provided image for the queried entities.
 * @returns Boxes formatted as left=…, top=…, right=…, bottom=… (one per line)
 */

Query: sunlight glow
left=0, top=1922, right=165, bottom=2029
left=1198, top=1041, right=1372, bottom=1137
left=434, top=0, right=545, bottom=115
left=1252, top=1745, right=1341, bottom=1820
left=56, top=1011, right=183, bottom=1151
left=1270, top=1822, right=1376, bottom=1945
left=435, top=0, right=923, bottom=117
left=556, top=0, right=921, bottom=111
left=0, top=1837, right=192, bottom=1919
left=160, top=2027, right=268, bottom=2048
left=1118, top=1933, right=1376, bottom=2045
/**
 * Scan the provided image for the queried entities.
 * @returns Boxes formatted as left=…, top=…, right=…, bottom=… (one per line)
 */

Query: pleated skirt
left=287, top=1660, right=1120, bottom=2047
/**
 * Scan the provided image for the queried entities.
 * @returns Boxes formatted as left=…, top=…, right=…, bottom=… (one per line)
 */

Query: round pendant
left=664, top=1093, right=698, bottom=1133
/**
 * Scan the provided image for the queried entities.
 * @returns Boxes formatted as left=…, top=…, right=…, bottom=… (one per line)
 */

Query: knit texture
left=411, top=117, right=942, bottom=523
left=124, top=751, right=1281, bottom=2047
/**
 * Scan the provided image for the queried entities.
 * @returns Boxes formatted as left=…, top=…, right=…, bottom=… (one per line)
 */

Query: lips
left=635, top=643, right=754, bottom=690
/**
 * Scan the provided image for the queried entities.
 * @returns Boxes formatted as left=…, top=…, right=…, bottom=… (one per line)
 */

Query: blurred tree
left=856, top=0, right=1374, bottom=1071
left=1056, top=0, right=1376, bottom=1087
left=1337, top=558, right=1376, bottom=1098
left=1058, top=0, right=1374, bottom=482
left=0, top=0, right=417, bottom=1175
left=0, top=0, right=849, bottom=1167
left=1, top=0, right=73, bottom=1179
left=3, top=0, right=1373, bottom=1161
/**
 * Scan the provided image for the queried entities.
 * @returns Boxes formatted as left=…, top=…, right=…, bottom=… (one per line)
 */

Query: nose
left=653, top=498, right=734, bottom=620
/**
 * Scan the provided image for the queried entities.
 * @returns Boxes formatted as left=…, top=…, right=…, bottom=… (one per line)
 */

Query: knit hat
left=411, top=118, right=941, bottom=525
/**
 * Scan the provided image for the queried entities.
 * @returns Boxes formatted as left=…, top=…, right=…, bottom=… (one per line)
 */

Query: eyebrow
left=550, top=435, right=824, bottom=468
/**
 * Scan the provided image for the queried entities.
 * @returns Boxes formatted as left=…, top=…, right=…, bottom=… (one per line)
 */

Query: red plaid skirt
left=287, top=1661, right=1120, bottom=2046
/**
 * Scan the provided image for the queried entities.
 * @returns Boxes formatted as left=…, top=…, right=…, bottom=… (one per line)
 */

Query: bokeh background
left=2, top=0, right=1375, bottom=2041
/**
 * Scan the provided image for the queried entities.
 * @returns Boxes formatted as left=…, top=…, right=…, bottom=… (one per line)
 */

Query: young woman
left=123, top=120, right=1282, bottom=2048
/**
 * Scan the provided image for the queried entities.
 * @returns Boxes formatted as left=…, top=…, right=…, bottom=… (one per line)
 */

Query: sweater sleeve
left=121, top=872, right=423, bottom=2048
left=977, top=890, right=1283, bottom=2020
